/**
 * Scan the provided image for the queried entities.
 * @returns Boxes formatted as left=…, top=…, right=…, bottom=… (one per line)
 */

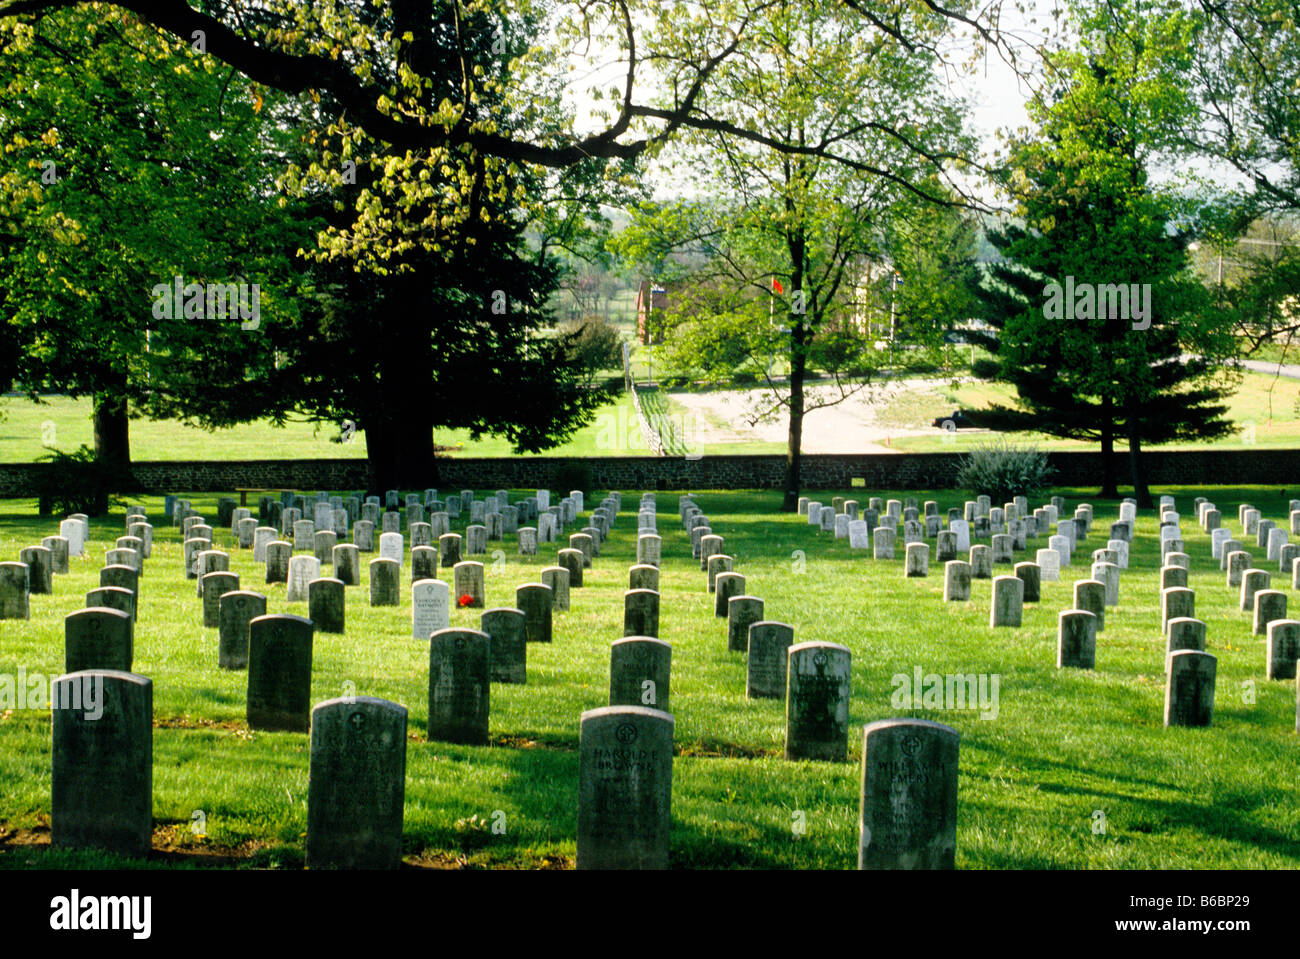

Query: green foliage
left=971, top=14, right=1239, bottom=500
left=561, top=315, right=624, bottom=388
left=32, top=445, right=127, bottom=517
left=874, top=191, right=983, bottom=344
left=612, top=0, right=974, bottom=506
left=0, top=10, right=308, bottom=427
left=1191, top=220, right=1300, bottom=355
left=606, top=201, right=704, bottom=286
left=1113, top=0, right=1300, bottom=216
left=955, top=439, right=1055, bottom=503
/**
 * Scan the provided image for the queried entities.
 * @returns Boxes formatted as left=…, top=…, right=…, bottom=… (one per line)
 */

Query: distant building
left=852, top=258, right=899, bottom=339
left=943, top=319, right=993, bottom=344
left=636, top=280, right=667, bottom=345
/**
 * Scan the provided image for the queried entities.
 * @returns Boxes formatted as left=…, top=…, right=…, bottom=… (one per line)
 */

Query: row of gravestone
left=33, top=488, right=972, bottom=868
left=38, top=492, right=595, bottom=732
left=681, top=494, right=963, bottom=866
left=799, top=492, right=1141, bottom=587
left=46, top=667, right=960, bottom=870
left=800, top=491, right=1294, bottom=729
left=687, top=495, right=859, bottom=760
left=171, top=487, right=584, bottom=518
left=177, top=497, right=630, bottom=643
left=197, top=492, right=631, bottom=733
left=0, top=512, right=153, bottom=621
left=168, top=489, right=590, bottom=541
left=46, top=489, right=677, bottom=868
left=173, top=491, right=620, bottom=612
left=1152, top=494, right=1300, bottom=727
left=1171, top=495, right=1300, bottom=729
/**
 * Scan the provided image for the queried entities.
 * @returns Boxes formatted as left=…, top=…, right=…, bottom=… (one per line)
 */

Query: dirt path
left=669, top=378, right=950, bottom=453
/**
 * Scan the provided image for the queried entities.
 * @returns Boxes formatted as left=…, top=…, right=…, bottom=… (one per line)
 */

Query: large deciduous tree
left=0, top=9, right=306, bottom=472
left=234, top=2, right=618, bottom=488
left=616, top=0, right=975, bottom=508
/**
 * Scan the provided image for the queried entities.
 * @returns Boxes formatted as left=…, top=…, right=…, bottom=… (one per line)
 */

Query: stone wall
left=0, top=449, right=1297, bottom=497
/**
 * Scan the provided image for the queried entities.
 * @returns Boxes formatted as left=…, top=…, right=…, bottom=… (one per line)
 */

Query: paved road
left=1235, top=358, right=1300, bottom=380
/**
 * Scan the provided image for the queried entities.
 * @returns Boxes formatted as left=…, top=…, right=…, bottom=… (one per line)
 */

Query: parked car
left=932, top=410, right=973, bottom=430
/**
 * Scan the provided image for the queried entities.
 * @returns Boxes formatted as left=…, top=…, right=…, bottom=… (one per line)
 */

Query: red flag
left=772, top=277, right=784, bottom=294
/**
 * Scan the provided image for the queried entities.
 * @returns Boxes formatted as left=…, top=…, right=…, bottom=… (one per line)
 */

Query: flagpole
left=768, top=276, right=777, bottom=379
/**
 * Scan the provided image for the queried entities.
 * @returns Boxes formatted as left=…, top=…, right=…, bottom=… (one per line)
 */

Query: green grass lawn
left=5, top=364, right=1294, bottom=461
left=0, top=392, right=654, bottom=463
left=889, top=370, right=1300, bottom=452
left=2, top=484, right=1299, bottom=868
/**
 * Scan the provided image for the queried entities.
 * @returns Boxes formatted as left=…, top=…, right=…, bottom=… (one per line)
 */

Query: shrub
left=955, top=439, right=1054, bottom=504
left=560, top=315, right=624, bottom=388
left=34, top=445, right=129, bottom=517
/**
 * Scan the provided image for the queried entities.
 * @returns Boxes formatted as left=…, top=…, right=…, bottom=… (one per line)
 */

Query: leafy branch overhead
left=0, top=0, right=1014, bottom=205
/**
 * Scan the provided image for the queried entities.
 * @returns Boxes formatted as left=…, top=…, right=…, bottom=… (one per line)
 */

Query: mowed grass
left=888, top=370, right=1300, bottom=451
left=0, top=392, right=660, bottom=463
left=1, top=485, right=1300, bottom=869
left=7, top=366, right=1295, bottom=461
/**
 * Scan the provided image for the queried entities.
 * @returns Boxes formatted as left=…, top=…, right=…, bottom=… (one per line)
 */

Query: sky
left=558, top=0, right=1061, bottom=203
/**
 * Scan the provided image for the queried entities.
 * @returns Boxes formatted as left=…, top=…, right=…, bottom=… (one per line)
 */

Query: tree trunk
left=780, top=189, right=809, bottom=513
left=781, top=350, right=806, bottom=511
left=364, top=407, right=437, bottom=495
left=1099, top=394, right=1117, bottom=498
left=364, top=272, right=437, bottom=494
left=355, top=5, right=438, bottom=498
left=1127, top=412, right=1152, bottom=509
left=93, top=390, right=131, bottom=470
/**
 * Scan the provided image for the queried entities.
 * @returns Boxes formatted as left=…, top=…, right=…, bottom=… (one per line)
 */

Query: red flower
left=458, top=593, right=474, bottom=607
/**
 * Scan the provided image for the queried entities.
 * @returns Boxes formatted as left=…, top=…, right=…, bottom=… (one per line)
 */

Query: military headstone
left=623, top=588, right=660, bottom=638
left=287, top=555, right=321, bottom=603
left=1166, top=617, right=1206, bottom=655
left=746, top=621, right=794, bottom=700
left=453, top=561, right=485, bottom=609
left=427, top=628, right=490, bottom=745
left=480, top=607, right=527, bottom=684
left=576, top=705, right=673, bottom=870
left=202, top=571, right=240, bottom=629
left=609, top=637, right=671, bottom=712
left=51, top=670, right=152, bottom=859
left=517, top=583, right=553, bottom=643
left=1058, top=610, right=1097, bottom=669
left=0, top=562, right=29, bottom=619
left=246, top=614, right=314, bottom=732
left=65, top=607, right=133, bottom=673
left=305, top=697, right=407, bottom=870
left=857, top=718, right=959, bottom=870
left=1165, top=650, right=1216, bottom=728
left=785, top=642, right=851, bottom=761
left=369, top=558, right=401, bottom=607
left=218, top=590, right=267, bottom=669
left=542, top=565, right=570, bottom=611
left=309, top=577, right=346, bottom=634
